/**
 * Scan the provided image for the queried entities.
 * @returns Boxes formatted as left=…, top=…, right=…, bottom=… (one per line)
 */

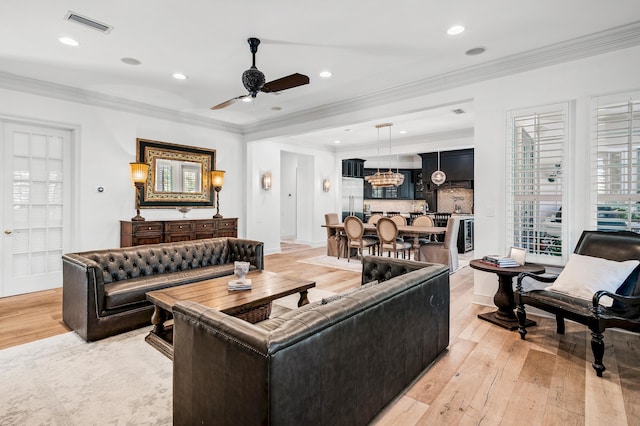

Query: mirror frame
left=136, top=138, right=216, bottom=208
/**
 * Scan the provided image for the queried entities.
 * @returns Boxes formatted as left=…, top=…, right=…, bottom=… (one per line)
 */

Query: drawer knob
left=203, top=224, right=207, bottom=227
left=179, top=225, right=183, bottom=229
left=148, top=227, right=152, bottom=230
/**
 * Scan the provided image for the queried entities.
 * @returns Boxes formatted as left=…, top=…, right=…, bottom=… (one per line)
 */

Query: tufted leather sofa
left=172, top=256, right=449, bottom=425
left=62, top=237, right=263, bottom=341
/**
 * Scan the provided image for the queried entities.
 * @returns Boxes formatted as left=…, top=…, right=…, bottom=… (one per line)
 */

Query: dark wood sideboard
left=120, top=218, right=238, bottom=247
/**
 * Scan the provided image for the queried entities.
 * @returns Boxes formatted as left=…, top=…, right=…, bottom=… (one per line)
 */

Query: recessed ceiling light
left=333, top=140, right=341, bottom=144
left=466, top=47, right=486, bottom=56
left=447, top=25, right=465, bottom=35
left=399, top=130, right=407, bottom=134
left=172, top=73, right=188, bottom=80
left=452, top=108, right=465, bottom=115
left=59, top=37, right=79, bottom=47
left=241, top=97, right=253, bottom=103
left=319, top=71, right=332, bottom=78
left=271, top=106, right=282, bottom=111
left=121, top=57, right=141, bottom=65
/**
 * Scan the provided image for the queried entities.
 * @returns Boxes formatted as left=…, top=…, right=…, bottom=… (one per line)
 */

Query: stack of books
left=228, top=279, right=252, bottom=291
left=481, top=255, right=519, bottom=267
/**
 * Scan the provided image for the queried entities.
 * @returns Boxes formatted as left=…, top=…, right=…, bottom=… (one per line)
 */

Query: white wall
left=0, top=88, right=244, bottom=252
left=246, top=140, right=337, bottom=254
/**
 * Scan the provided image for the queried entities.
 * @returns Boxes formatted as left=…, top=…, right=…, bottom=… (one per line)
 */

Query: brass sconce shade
left=211, top=170, right=225, bottom=218
left=322, top=179, right=331, bottom=192
left=129, top=162, right=150, bottom=221
left=262, top=172, right=272, bottom=191
left=130, top=162, right=149, bottom=184
left=211, top=170, right=225, bottom=188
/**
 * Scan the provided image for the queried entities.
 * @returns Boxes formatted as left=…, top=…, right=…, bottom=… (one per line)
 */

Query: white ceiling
left=1, top=1, right=639, bottom=151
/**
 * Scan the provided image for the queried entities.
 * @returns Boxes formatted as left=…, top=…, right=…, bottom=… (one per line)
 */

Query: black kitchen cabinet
left=342, top=159, right=365, bottom=178
left=420, top=149, right=474, bottom=184
left=364, top=169, right=414, bottom=200
left=413, top=170, right=425, bottom=200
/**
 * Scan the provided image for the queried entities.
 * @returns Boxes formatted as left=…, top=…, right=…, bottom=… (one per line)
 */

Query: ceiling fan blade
left=210, top=95, right=248, bottom=110
left=261, top=73, right=309, bottom=93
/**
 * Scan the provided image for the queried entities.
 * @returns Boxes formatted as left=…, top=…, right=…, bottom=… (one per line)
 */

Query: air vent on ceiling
left=64, top=11, right=113, bottom=34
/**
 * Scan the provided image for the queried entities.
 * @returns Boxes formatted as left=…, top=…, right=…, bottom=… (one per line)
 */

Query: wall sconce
left=322, top=178, right=331, bottom=192
left=211, top=170, right=225, bottom=218
left=261, top=172, right=272, bottom=191
left=129, top=162, right=150, bottom=221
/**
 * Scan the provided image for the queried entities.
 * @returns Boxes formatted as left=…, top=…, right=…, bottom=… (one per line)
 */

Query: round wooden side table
left=470, top=259, right=545, bottom=330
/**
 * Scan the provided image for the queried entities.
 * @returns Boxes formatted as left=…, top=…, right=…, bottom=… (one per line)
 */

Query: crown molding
left=244, top=20, right=640, bottom=138
left=334, top=127, right=474, bottom=153
left=0, top=71, right=242, bottom=134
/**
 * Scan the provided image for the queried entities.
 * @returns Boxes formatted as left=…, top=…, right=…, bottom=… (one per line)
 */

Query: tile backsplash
left=365, top=200, right=426, bottom=214
left=437, top=188, right=474, bottom=214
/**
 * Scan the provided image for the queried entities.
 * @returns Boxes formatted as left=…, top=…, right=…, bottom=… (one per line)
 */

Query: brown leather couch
left=62, top=237, right=263, bottom=341
left=172, top=256, right=449, bottom=425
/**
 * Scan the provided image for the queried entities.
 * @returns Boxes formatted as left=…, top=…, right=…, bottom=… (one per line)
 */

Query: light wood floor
left=1, top=246, right=638, bottom=425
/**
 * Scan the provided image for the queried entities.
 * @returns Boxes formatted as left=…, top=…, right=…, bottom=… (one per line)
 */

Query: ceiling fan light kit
left=211, top=37, right=310, bottom=110
left=364, top=123, right=405, bottom=188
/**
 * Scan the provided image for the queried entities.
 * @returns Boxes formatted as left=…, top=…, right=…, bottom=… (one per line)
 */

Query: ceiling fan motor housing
left=242, top=67, right=265, bottom=97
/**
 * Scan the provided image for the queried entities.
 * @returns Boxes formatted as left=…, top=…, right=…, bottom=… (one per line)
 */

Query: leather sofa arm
left=227, top=238, right=264, bottom=270
left=361, top=255, right=435, bottom=284
left=516, top=271, right=557, bottom=293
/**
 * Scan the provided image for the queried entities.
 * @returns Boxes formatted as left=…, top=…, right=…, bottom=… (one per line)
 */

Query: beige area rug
left=0, top=326, right=172, bottom=425
left=0, top=290, right=337, bottom=425
left=297, top=255, right=363, bottom=272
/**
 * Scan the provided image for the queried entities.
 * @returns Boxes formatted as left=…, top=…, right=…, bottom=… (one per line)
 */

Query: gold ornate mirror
left=136, top=138, right=216, bottom=208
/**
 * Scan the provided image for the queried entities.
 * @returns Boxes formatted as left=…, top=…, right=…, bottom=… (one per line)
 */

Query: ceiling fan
left=211, top=37, right=310, bottom=110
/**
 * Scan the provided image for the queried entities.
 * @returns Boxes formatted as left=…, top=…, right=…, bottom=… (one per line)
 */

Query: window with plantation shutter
left=506, top=103, right=569, bottom=265
left=593, top=92, right=640, bottom=233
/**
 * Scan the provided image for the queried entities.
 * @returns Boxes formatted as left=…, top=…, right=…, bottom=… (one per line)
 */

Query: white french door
left=1, top=122, right=72, bottom=297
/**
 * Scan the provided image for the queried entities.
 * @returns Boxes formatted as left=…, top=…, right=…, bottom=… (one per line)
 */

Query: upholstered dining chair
left=412, top=215, right=436, bottom=245
left=343, top=215, right=377, bottom=262
left=367, top=214, right=383, bottom=224
left=389, top=214, right=409, bottom=244
left=390, top=215, right=407, bottom=226
left=324, top=213, right=344, bottom=257
left=377, top=217, right=412, bottom=259
left=417, top=217, right=460, bottom=271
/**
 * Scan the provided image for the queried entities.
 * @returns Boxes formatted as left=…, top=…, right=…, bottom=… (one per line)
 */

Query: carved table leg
left=298, top=290, right=310, bottom=307
left=151, top=305, right=168, bottom=336
left=478, top=272, right=536, bottom=331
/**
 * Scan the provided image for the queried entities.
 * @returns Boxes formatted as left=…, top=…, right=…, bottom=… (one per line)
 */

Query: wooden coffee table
left=145, top=270, right=315, bottom=359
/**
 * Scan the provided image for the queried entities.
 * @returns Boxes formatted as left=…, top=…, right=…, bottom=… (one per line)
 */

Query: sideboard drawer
left=164, top=221, right=194, bottom=233
left=132, top=222, right=163, bottom=235
left=216, top=219, right=237, bottom=230
left=194, top=220, right=217, bottom=239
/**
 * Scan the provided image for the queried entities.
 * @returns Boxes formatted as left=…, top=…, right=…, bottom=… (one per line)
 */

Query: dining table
left=322, top=223, right=446, bottom=253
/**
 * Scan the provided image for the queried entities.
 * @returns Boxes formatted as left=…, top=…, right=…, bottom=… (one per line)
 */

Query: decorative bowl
left=176, top=207, right=192, bottom=218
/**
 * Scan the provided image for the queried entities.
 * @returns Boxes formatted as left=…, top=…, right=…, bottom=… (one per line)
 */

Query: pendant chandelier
left=431, top=151, right=446, bottom=186
left=364, top=123, right=405, bottom=188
